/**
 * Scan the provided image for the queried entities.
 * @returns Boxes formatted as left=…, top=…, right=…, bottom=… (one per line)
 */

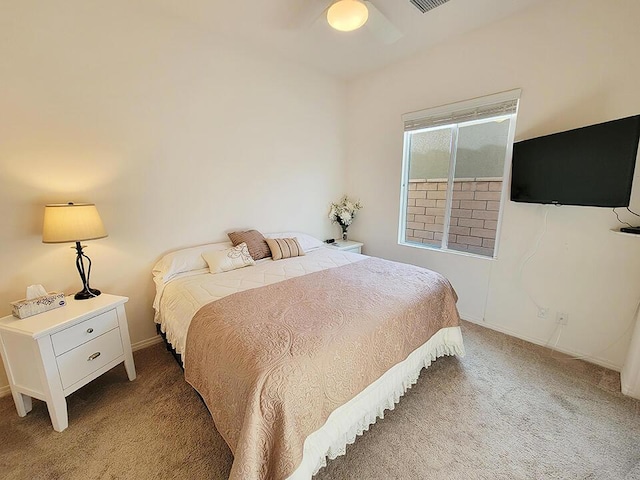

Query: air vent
left=409, top=0, right=450, bottom=14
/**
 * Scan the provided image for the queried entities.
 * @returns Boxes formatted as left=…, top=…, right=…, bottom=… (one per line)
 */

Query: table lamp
left=42, top=202, right=108, bottom=300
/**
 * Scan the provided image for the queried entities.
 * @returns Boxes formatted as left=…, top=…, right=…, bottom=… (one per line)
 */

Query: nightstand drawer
left=51, top=308, right=119, bottom=356
left=56, top=328, right=124, bottom=389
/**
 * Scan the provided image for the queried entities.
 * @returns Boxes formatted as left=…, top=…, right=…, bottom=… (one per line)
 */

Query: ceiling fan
left=300, top=0, right=404, bottom=45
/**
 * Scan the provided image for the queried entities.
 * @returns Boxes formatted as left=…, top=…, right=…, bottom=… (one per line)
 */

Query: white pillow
left=264, top=232, right=324, bottom=252
left=202, top=243, right=255, bottom=274
left=152, top=241, right=232, bottom=284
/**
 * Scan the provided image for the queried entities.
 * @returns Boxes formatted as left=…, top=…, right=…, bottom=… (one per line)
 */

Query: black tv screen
left=511, top=115, right=640, bottom=207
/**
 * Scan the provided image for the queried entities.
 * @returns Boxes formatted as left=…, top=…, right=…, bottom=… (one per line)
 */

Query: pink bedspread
left=185, top=257, right=461, bottom=479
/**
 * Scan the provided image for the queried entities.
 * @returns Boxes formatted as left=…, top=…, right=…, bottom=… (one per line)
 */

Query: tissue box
left=11, top=292, right=66, bottom=319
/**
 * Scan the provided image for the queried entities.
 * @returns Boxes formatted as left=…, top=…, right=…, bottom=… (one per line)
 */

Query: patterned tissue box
left=11, top=292, right=66, bottom=319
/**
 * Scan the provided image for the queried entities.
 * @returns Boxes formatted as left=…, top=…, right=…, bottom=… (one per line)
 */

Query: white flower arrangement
left=329, top=195, right=363, bottom=228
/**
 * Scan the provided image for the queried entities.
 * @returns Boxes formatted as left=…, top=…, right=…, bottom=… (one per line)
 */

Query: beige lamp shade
left=327, top=0, right=369, bottom=32
left=42, top=203, right=108, bottom=244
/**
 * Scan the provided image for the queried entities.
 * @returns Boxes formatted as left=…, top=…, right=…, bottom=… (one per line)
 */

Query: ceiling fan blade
left=363, top=1, right=403, bottom=44
left=288, top=0, right=333, bottom=30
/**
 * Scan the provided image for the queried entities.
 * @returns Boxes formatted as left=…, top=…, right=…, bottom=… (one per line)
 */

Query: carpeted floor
left=1, top=321, right=639, bottom=479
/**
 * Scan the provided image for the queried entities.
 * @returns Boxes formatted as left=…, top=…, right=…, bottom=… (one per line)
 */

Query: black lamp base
left=73, top=241, right=101, bottom=300
left=74, top=287, right=101, bottom=300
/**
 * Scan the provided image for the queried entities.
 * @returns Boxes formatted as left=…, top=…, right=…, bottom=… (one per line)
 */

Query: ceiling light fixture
left=327, top=0, right=369, bottom=32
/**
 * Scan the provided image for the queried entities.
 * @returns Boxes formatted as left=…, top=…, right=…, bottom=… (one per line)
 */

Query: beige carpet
left=1, top=321, right=639, bottom=479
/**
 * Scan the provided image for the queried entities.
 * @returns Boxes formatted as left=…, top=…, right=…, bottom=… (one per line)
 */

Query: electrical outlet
left=556, top=312, right=569, bottom=325
left=537, top=307, right=549, bottom=319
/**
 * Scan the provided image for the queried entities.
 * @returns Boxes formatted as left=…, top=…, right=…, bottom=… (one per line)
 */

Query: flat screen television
left=510, top=115, right=640, bottom=207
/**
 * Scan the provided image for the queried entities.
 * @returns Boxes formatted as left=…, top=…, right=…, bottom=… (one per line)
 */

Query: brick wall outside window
left=405, top=177, right=502, bottom=257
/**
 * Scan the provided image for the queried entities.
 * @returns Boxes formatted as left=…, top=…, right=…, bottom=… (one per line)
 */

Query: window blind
left=403, top=90, right=520, bottom=132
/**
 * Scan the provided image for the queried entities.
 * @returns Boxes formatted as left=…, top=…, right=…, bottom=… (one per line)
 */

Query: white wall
left=346, top=0, right=640, bottom=370
left=0, top=2, right=346, bottom=389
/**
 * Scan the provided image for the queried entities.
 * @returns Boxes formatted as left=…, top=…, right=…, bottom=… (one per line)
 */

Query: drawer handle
left=87, top=352, right=101, bottom=361
left=87, top=328, right=94, bottom=334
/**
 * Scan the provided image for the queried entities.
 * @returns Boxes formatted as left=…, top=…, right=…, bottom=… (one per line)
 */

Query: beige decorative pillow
left=227, top=230, right=271, bottom=260
left=265, top=237, right=305, bottom=261
left=202, top=243, right=255, bottom=274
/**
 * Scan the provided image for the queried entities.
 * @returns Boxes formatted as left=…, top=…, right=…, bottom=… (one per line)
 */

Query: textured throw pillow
left=227, top=230, right=271, bottom=260
left=202, top=243, right=255, bottom=274
left=264, top=232, right=324, bottom=252
left=265, top=237, right=305, bottom=261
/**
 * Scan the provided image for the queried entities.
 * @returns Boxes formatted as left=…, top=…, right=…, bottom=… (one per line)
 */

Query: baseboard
left=621, top=383, right=639, bottom=399
left=0, top=384, right=10, bottom=398
left=461, top=315, right=622, bottom=372
left=0, top=325, right=621, bottom=398
left=131, top=335, right=163, bottom=352
left=621, top=369, right=640, bottom=400
left=458, top=312, right=484, bottom=324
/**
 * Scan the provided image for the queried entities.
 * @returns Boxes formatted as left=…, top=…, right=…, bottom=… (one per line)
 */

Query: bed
left=153, top=233, right=465, bottom=480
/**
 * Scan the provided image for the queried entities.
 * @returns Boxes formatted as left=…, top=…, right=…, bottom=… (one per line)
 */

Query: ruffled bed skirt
left=287, top=326, right=465, bottom=479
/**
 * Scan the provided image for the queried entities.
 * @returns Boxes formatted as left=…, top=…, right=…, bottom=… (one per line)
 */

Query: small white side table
left=0, top=294, right=136, bottom=431
left=327, top=240, right=364, bottom=254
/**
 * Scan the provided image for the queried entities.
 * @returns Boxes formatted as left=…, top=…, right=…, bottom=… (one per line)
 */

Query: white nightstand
left=0, top=294, right=136, bottom=432
left=327, top=240, right=364, bottom=254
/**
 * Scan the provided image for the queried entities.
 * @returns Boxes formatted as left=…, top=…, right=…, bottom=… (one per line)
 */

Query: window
left=399, top=90, right=520, bottom=258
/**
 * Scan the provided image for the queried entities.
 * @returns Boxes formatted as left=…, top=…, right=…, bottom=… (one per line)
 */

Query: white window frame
left=398, top=89, right=521, bottom=259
